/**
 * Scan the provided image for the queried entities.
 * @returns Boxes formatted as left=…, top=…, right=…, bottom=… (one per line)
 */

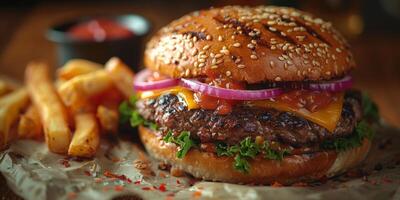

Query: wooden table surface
left=0, top=1, right=399, bottom=199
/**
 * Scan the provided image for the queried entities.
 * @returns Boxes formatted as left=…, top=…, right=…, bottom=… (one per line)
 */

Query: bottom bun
left=139, top=126, right=371, bottom=184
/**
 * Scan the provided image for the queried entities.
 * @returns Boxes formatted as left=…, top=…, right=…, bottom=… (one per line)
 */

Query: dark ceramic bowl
left=47, top=14, right=151, bottom=71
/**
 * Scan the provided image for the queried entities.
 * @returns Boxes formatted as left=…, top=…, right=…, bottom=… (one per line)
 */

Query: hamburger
left=121, top=5, right=379, bottom=184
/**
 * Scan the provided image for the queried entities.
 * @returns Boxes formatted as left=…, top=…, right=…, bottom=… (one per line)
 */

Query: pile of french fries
left=0, top=57, right=135, bottom=157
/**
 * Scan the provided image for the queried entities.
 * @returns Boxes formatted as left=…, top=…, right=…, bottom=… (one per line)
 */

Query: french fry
left=57, top=59, right=102, bottom=81
left=105, top=57, right=135, bottom=98
left=0, top=88, right=29, bottom=149
left=0, top=80, right=10, bottom=97
left=18, top=105, right=43, bottom=140
left=25, top=62, right=72, bottom=153
left=68, top=112, right=99, bottom=157
left=97, top=105, right=119, bottom=134
left=58, top=70, right=114, bottom=113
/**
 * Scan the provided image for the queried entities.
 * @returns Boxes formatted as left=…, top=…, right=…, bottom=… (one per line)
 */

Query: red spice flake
left=60, top=159, right=70, bottom=168
left=103, top=186, right=111, bottom=192
left=158, top=183, right=167, bottom=192
left=111, top=157, right=121, bottom=162
left=94, top=178, right=104, bottom=183
left=368, top=179, right=378, bottom=185
left=176, top=180, right=181, bottom=184
left=84, top=171, right=91, bottom=176
left=382, top=178, right=393, bottom=184
left=192, top=190, right=202, bottom=198
left=291, top=182, right=309, bottom=187
left=103, top=170, right=132, bottom=183
left=271, top=181, right=283, bottom=187
left=67, top=192, right=77, bottom=199
left=114, top=185, right=124, bottom=191
left=142, top=187, right=152, bottom=191
left=165, top=196, right=174, bottom=200
left=134, top=180, right=141, bottom=185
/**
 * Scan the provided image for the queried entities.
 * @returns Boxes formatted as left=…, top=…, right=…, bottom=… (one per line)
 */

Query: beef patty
left=136, top=90, right=363, bottom=147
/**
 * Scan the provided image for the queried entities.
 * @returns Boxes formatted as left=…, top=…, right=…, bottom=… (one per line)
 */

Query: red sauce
left=68, top=19, right=134, bottom=41
left=194, top=77, right=245, bottom=115
left=277, top=90, right=337, bottom=112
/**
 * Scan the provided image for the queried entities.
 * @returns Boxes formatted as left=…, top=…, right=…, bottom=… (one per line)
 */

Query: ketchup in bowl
left=68, top=19, right=134, bottom=42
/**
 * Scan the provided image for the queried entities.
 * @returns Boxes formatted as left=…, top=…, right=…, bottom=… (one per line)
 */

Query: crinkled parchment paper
left=1, top=126, right=400, bottom=200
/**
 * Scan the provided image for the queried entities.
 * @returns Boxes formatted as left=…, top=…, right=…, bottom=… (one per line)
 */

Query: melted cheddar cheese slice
left=138, top=87, right=344, bottom=132
left=138, top=86, right=200, bottom=110
left=247, top=93, right=344, bottom=132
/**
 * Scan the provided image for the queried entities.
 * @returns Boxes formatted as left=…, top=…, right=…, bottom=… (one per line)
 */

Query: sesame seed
left=271, top=45, right=276, bottom=50
left=210, top=53, right=215, bottom=58
left=215, top=54, right=223, bottom=58
left=267, top=21, right=276, bottom=25
left=218, top=36, right=223, bottom=41
left=176, top=52, right=182, bottom=59
left=281, top=32, right=287, bottom=36
left=287, top=60, right=293, bottom=65
left=198, top=63, right=205, bottom=68
left=206, top=35, right=212, bottom=41
left=278, top=56, right=285, bottom=61
left=237, top=64, right=245, bottom=68
left=185, top=69, right=190, bottom=76
left=233, top=43, right=241, bottom=47
left=250, top=55, right=258, bottom=60
left=198, top=58, right=205, bottom=63
left=226, top=71, right=232, bottom=76
left=201, top=28, right=206, bottom=32
left=189, top=42, right=194, bottom=48
left=193, top=37, right=198, bottom=42
left=269, top=27, right=277, bottom=32
left=269, top=61, right=275, bottom=68
left=191, top=49, right=198, bottom=56
left=284, top=63, right=288, bottom=69
left=216, top=59, right=223, bottom=64
left=202, top=45, right=210, bottom=50
left=336, top=48, right=342, bottom=53
left=247, top=43, right=255, bottom=49
left=275, top=76, right=282, bottom=81
left=282, top=43, right=290, bottom=51
left=296, top=35, right=305, bottom=41
left=211, top=65, right=218, bottom=69
left=235, top=58, right=241, bottom=64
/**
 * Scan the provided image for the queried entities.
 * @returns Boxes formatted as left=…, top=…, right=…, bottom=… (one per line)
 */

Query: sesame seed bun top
left=144, top=5, right=356, bottom=83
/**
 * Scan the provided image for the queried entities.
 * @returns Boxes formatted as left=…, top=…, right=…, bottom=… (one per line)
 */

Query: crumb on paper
left=170, top=166, right=185, bottom=177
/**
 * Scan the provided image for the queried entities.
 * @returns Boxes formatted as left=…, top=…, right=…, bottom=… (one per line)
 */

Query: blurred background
left=0, top=0, right=399, bottom=127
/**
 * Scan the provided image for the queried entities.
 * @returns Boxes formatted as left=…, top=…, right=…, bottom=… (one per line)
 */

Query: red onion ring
left=133, top=69, right=179, bottom=91
left=309, top=75, right=353, bottom=92
left=180, top=78, right=283, bottom=100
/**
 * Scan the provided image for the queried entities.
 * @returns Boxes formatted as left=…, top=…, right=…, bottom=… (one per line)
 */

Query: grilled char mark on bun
left=145, top=6, right=355, bottom=83
left=139, top=126, right=371, bottom=184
